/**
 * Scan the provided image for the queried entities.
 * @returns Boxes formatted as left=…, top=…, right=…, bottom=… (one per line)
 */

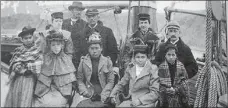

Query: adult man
left=154, top=21, right=198, bottom=78
left=44, top=12, right=73, bottom=57
left=81, top=8, right=118, bottom=66
left=75, top=32, right=114, bottom=107
left=62, top=1, right=87, bottom=68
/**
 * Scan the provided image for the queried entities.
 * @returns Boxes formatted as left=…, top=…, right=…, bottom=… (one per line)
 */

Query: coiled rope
left=194, top=1, right=228, bottom=107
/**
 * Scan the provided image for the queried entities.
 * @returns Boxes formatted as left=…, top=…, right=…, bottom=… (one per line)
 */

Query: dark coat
left=131, top=28, right=159, bottom=58
left=153, top=38, right=198, bottom=78
left=62, top=18, right=87, bottom=68
left=81, top=21, right=118, bottom=66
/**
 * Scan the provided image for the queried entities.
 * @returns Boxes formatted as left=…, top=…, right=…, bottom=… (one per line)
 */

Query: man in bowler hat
left=62, top=1, right=87, bottom=68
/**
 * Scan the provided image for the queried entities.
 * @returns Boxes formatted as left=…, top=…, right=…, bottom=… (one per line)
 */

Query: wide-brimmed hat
left=85, top=8, right=99, bottom=16
left=51, top=12, right=63, bottom=19
left=68, top=1, right=85, bottom=11
left=18, top=25, right=36, bottom=37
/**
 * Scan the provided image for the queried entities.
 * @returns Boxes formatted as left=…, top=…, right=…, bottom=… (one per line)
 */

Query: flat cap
left=166, top=21, right=180, bottom=29
left=138, top=13, right=150, bottom=20
left=51, top=12, right=63, bottom=19
left=85, top=9, right=99, bottom=16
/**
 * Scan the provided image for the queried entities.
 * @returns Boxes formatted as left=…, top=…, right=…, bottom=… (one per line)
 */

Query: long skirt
left=33, top=84, right=68, bottom=107
left=76, top=99, right=111, bottom=107
left=117, top=100, right=156, bottom=107
left=4, top=75, right=36, bottom=107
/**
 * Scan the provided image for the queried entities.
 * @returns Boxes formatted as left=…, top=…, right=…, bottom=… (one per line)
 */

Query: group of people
left=4, top=1, right=199, bottom=108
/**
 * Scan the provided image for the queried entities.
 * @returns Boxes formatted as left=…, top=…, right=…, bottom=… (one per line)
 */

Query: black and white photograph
left=1, top=1, right=227, bottom=107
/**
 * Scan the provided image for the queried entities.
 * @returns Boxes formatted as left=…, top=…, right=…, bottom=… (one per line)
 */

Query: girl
left=158, top=43, right=189, bottom=108
left=4, top=26, right=43, bottom=107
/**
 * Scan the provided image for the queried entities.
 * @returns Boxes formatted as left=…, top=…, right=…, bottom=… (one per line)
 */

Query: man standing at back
left=81, top=8, right=118, bottom=66
left=62, top=1, right=87, bottom=68
left=154, top=21, right=198, bottom=78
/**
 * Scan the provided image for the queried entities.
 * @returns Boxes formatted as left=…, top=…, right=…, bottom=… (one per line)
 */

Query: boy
left=75, top=31, right=115, bottom=107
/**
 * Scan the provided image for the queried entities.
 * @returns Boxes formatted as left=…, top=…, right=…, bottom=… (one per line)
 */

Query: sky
left=1, top=1, right=206, bottom=13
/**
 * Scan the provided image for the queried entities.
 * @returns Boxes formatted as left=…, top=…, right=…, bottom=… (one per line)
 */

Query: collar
left=170, top=38, right=179, bottom=45
left=140, top=29, right=148, bottom=35
left=83, top=54, right=106, bottom=72
left=89, top=23, right=98, bottom=29
left=71, top=18, right=79, bottom=25
left=71, top=18, right=78, bottom=22
left=131, top=60, right=152, bottom=81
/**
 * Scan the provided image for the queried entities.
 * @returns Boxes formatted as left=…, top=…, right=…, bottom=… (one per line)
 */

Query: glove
left=91, top=94, right=101, bottom=101
left=131, top=99, right=142, bottom=107
left=82, top=90, right=92, bottom=98
left=72, top=81, right=77, bottom=90
left=166, top=87, right=176, bottom=95
left=110, top=97, right=116, bottom=105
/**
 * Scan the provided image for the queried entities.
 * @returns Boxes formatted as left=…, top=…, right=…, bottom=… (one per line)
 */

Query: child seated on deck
left=158, top=43, right=190, bottom=108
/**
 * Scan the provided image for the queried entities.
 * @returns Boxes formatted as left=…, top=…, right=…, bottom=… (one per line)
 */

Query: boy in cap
left=75, top=31, right=115, bottom=107
left=124, top=13, right=159, bottom=70
left=109, top=44, right=159, bottom=107
left=4, top=26, right=43, bottom=107
left=34, top=30, right=77, bottom=107
left=43, top=12, right=74, bottom=57
left=62, top=1, right=87, bottom=69
left=154, top=20, right=198, bottom=79
left=132, top=13, right=159, bottom=57
left=158, top=43, right=189, bottom=108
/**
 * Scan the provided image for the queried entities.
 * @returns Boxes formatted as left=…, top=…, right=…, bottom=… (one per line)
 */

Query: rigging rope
left=194, top=1, right=228, bottom=107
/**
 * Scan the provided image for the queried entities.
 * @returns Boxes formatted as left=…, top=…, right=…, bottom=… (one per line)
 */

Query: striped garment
left=5, top=42, right=43, bottom=107
left=158, top=60, right=189, bottom=108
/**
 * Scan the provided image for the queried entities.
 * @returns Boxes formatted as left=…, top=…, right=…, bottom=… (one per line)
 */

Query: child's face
left=21, top=34, right=34, bottom=47
left=165, top=49, right=177, bottom=64
left=134, top=53, right=147, bottom=67
left=139, top=20, right=150, bottom=32
left=88, top=44, right=102, bottom=58
left=52, top=18, right=63, bottom=30
left=50, top=41, right=62, bottom=54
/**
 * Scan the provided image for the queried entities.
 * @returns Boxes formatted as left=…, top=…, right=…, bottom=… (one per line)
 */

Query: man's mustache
left=170, top=35, right=176, bottom=38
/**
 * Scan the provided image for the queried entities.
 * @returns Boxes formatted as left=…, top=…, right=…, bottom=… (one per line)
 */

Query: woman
left=109, top=44, right=159, bottom=107
left=4, top=26, right=43, bottom=107
left=34, top=30, right=76, bottom=107
left=158, top=43, right=189, bottom=108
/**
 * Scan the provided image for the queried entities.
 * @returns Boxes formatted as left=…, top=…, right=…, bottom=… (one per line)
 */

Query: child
left=158, top=43, right=189, bottom=108
left=4, top=26, right=43, bottom=107
left=110, top=44, right=159, bottom=107
left=75, top=31, right=115, bottom=107
left=34, top=30, right=76, bottom=107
